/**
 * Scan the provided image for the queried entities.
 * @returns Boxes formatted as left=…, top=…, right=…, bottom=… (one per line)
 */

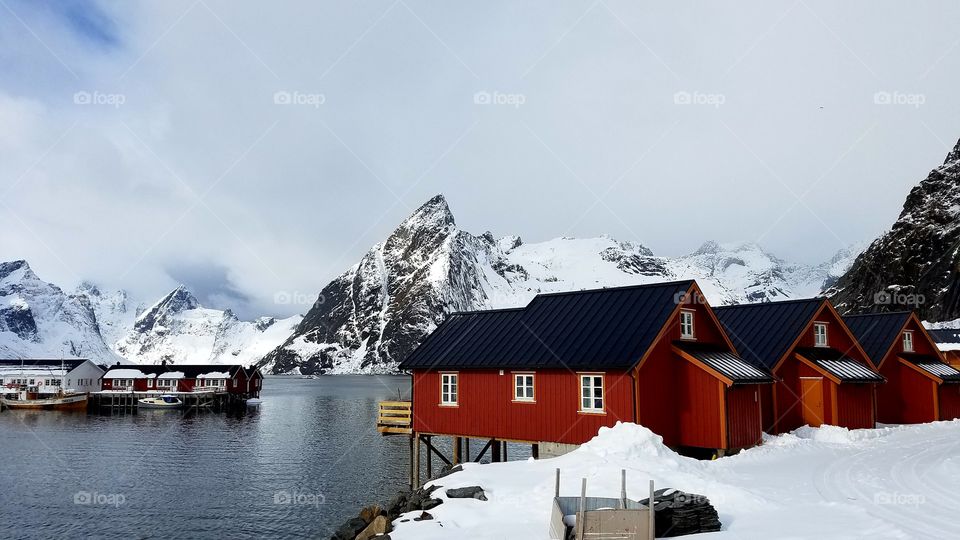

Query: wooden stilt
left=413, top=433, right=421, bottom=488
left=532, top=443, right=539, bottom=459
left=408, top=434, right=415, bottom=488
left=425, top=435, right=433, bottom=479
left=465, top=438, right=470, bottom=461
left=502, top=440, right=508, bottom=462
left=453, top=436, right=462, bottom=464
left=491, top=439, right=501, bottom=462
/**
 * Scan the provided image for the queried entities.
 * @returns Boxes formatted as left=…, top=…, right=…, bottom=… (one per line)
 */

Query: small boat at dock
left=137, top=395, right=184, bottom=409
left=1, top=390, right=88, bottom=411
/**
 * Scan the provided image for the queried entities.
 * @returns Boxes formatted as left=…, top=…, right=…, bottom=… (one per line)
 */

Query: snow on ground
left=391, top=421, right=960, bottom=540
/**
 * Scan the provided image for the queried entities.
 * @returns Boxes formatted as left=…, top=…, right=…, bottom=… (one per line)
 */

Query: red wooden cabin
left=399, top=280, right=773, bottom=454
left=100, top=364, right=258, bottom=395
left=929, top=329, right=960, bottom=370
left=716, top=298, right=884, bottom=434
left=846, top=312, right=960, bottom=423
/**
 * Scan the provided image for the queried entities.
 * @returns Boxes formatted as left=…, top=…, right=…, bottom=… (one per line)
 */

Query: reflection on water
left=0, top=376, right=412, bottom=539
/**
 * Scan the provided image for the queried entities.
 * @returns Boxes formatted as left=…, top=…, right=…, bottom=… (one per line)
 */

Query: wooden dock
left=89, top=391, right=248, bottom=413
left=377, top=400, right=412, bottom=434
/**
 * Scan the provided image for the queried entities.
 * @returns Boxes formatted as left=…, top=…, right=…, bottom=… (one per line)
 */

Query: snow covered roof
left=102, top=364, right=245, bottom=379
left=0, top=358, right=89, bottom=370
left=104, top=368, right=149, bottom=379
left=928, top=329, right=960, bottom=351
left=157, top=371, right=185, bottom=379
left=196, top=371, right=229, bottom=378
left=400, top=280, right=697, bottom=370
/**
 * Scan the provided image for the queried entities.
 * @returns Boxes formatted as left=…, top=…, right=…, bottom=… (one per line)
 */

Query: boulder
left=431, top=464, right=463, bottom=481
left=356, top=515, right=392, bottom=540
left=413, top=511, right=433, bottom=522
left=421, top=498, right=443, bottom=510
left=386, top=492, right=409, bottom=517
left=331, top=517, right=368, bottom=540
left=359, top=505, right=383, bottom=524
left=445, top=486, right=487, bottom=501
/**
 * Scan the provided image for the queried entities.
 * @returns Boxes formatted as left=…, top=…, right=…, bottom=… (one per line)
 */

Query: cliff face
left=829, top=139, right=960, bottom=321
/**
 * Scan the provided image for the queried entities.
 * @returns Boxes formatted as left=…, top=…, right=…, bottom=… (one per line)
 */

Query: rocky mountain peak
left=401, top=194, right=455, bottom=230
left=0, top=259, right=37, bottom=284
left=944, top=138, right=960, bottom=166
left=693, top=241, right=721, bottom=255
left=133, top=285, right=200, bottom=333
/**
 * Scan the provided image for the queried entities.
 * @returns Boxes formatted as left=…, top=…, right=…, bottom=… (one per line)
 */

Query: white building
left=0, top=359, right=105, bottom=395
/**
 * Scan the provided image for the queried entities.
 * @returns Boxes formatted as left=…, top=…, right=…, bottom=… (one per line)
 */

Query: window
left=814, top=323, right=828, bottom=347
left=580, top=374, right=604, bottom=413
left=440, top=373, right=458, bottom=405
left=158, top=379, right=175, bottom=388
left=514, top=374, right=535, bottom=402
left=903, top=331, right=914, bottom=352
left=680, top=310, right=695, bottom=339
left=113, top=378, right=133, bottom=389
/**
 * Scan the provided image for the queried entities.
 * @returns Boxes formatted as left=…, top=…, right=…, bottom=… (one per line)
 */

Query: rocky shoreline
left=330, top=465, right=479, bottom=540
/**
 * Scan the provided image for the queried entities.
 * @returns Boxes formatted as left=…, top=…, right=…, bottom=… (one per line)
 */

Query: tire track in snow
left=813, top=431, right=960, bottom=539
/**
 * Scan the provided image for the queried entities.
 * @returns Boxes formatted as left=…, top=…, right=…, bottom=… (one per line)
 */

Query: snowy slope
left=260, top=195, right=859, bottom=375
left=392, top=421, right=960, bottom=539
left=0, top=260, right=125, bottom=363
left=113, top=285, right=301, bottom=366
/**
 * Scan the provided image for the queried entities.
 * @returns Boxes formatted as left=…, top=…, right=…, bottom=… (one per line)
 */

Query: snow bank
left=392, top=421, right=960, bottom=539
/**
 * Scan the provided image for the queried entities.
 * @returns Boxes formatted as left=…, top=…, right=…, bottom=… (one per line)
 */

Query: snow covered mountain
left=112, top=285, right=301, bottom=366
left=829, top=138, right=960, bottom=321
left=0, top=260, right=300, bottom=366
left=0, top=260, right=125, bottom=363
left=259, top=195, right=858, bottom=375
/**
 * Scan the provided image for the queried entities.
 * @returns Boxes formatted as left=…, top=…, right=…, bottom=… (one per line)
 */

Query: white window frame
left=903, top=331, right=914, bottom=352
left=680, top=309, right=696, bottom=340
left=513, top=373, right=535, bottom=403
left=113, top=378, right=133, bottom=389
left=579, top=373, right=605, bottom=414
left=440, top=372, right=458, bottom=406
left=158, top=379, right=176, bottom=389
left=813, top=322, right=829, bottom=347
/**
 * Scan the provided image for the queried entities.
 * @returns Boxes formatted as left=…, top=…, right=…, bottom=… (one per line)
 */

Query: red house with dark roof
left=845, top=312, right=960, bottom=423
left=715, top=298, right=884, bottom=434
left=399, top=280, right=773, bottom=454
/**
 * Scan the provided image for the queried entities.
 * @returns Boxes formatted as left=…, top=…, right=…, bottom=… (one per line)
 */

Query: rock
left=413, top=511, right=433, bottom=522
left=431, top=464, right=463, bottom=481
left=421, top=498, right=443, bottom=510
left=445, top=486, right=487, bottom=501
left=386, top=492, right=410, bottom=517
left=358, top=505, right=383, bottom=524
left=356, top=515, right=392, bottom=540
left=331, top=517, right=367, bottom=540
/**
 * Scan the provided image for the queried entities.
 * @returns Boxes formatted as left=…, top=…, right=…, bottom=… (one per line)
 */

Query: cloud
left=1, top=0, right=958, bottom=321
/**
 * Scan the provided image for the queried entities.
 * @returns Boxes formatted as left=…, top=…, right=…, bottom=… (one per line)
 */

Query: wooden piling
left=453, top=436, right=462, bottom=464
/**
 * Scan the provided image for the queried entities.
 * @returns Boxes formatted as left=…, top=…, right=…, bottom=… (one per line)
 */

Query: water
left=0, top=376, right=414, bottom=539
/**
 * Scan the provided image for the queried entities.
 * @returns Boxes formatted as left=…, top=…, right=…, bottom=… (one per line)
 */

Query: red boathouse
left=100, top=364, right=262, bottom=398
left=845, top=312, right=960, bottom=423
left=715, top=298, right=884, bottom=434
left=398, top=280, right=773, bottom=461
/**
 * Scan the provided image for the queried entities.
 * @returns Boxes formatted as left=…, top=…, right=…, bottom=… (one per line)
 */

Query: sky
left=1, top=0, right=958, bottom=319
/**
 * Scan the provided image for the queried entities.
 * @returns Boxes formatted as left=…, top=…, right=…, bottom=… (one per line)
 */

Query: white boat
left=137, top=395, right=183, bottom=409
left=246, top=398, right=263, bottom=407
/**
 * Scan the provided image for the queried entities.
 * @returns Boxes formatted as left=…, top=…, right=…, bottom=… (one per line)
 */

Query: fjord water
left=0, top=376, right=412, bottom=539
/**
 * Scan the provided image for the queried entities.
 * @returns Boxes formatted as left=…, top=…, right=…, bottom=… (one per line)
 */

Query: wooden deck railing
left=377, top=400, right=412, bottom=435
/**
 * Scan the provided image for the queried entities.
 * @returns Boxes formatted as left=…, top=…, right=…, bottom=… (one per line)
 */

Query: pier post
left=532, top=443, right=539, bottom=459
left=465, top=438, right=470, bottom=461
left=412, top=433, right=421, bottom=488
left=408, top=435, right=415, bottom=488
left=502, top=441, right=507, bottom=462
left=425, top=435, right=432, bottom=479
left=491, top=439, right=500, bottom=462
left=453, top=436, right=462, bottom=464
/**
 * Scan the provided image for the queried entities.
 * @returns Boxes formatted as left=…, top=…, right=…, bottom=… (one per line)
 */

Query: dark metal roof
left=929, top=329, right=960, bottom=346
left=843, top=312, right=912, bottom=366
left=795, top=347, right=884, bottom=383
left=899, top=353, right=960, bottom=383
left=674, top=342, right=774, bottom=384
left=714, top=299, right=826, bottom=371
left=101, top=364, right=244, bottom=378
left=398, top=281, right=697, bottom=371
left=0, top=358, right=89, bottom=370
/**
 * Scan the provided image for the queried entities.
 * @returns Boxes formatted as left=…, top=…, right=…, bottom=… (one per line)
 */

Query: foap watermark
left=873, top=91, right=925, bottom=108
left=473, top=90, right=526, bottom=109
left=873, top=290, right=925, bottom=308
left=273, top=90, right=326, bottom=108
left=874, top=491, right=925, bottom=508
left=73, top=91, right=126, bottom=109
left=74, top=490, right=126, bottom=508
left=273, top=489, right=325, bottom=508
left=274, top=291, right=325, bottom=307
left=673, top=290, right=709, bottom=306
left=673, top=91, right=725, bottom=108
